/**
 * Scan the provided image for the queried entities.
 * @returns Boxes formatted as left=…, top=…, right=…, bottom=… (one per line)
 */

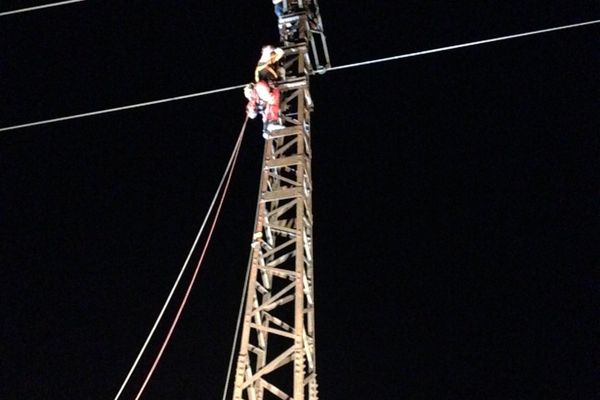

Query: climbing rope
left=219, top=150, right=267, bottom=400
left=114, top=116, right=249, bottom=400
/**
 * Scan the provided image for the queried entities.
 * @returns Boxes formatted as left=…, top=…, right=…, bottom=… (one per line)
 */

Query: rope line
left=220, top=246, right=252, bottom=400
left=328, top=19, right=600, bottom=72
left=133, top=116, right=248, bottom=400
left=1, top=19, right=598, bottom=133
left=0, top=0, right=86, bottom=16
left=220, top=141, right=267, bottom=400
left=113, top=116, right=249, bottom=400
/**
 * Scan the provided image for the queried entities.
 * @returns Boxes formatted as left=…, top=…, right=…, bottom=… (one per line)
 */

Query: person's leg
left=255, top=81, right=273, bottom=104
left=270, top=88, right=280, bottom=118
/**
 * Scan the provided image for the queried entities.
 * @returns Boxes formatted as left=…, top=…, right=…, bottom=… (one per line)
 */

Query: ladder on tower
left=231, top=1, right=329, bottom=399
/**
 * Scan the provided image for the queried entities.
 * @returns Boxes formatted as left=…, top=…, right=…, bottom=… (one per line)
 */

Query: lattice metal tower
left=231, top=1, right=330, bottom=399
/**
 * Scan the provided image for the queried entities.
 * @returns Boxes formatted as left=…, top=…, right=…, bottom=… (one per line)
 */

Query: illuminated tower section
left=231, top=1, right=329, bottom=399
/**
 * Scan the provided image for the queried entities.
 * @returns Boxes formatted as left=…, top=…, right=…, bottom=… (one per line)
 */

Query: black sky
left=1, top=1, right=599, bottom=399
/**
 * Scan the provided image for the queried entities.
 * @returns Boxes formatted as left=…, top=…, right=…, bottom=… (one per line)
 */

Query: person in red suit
left=245, top=45, right=285, bottom=134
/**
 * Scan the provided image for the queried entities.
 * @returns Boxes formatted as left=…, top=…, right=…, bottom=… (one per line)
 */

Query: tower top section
left=276, top=0, right=330, bottom=74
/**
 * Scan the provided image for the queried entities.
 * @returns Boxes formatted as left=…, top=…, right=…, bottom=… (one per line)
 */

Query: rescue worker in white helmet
left=254, top=45, right=285, bottom=83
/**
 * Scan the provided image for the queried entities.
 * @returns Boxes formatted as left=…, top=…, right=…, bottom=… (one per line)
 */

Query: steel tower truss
left=231, top=2, right=329, bottom=400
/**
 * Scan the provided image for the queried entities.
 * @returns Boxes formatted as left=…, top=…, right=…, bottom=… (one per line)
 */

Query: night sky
left=2, top=1, right=599, bottom=399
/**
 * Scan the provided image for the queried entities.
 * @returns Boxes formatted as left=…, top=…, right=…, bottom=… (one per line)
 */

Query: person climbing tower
left=244, top=81, right=283, bottom=135
left=245, top=45, right=286, bottom=135
left=254, top=45, right=285, bottom=83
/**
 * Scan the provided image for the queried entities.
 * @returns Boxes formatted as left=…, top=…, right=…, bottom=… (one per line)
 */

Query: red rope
left=134, top=117, right=248, bottom=399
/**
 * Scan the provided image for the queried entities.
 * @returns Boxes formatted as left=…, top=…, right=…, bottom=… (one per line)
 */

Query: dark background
left=1, top=1, right=598, bottom=399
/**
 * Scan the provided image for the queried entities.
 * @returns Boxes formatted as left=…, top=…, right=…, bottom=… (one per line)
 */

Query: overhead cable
left=1, top=19, right=598, bottom=133
left=113, top=116, right=249, bottom=400
left=328, top=19, right=599, bottom=72
left=0, top=84, right=246, bottom=133
left=0, top=0, right=86, bottom=16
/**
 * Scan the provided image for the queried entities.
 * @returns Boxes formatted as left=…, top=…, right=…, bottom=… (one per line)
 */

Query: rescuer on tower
left=245, top=45, right=285, bottom=134
left=244, top=82, right=280, bottom=125
left=254, top=45, right=284, bottom=82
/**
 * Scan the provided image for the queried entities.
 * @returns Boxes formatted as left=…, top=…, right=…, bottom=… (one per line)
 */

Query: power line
left=0, top=84, right=246, bottom=133
left=0, top=0, right=86, bottom=16
left=1, top=19, right=598, bottom=133
left=328, top=19, right=600, bottom=72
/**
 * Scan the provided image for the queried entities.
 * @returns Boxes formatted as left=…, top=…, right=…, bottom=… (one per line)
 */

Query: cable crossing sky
left=327, top=19, right=600, bottom=72
left=0, top=0, right=86, bottom=16
left=1, top=19, right=598, bottom=133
